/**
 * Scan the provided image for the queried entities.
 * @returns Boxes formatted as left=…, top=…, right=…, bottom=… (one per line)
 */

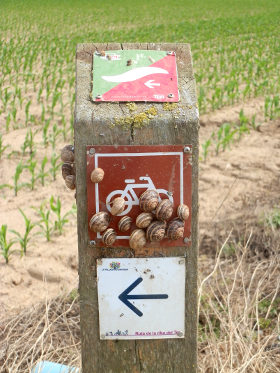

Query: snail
left=166, top=218, right=184, bottom=240
left=136, top=212, right=153, bottom=228
left=118, top=216, right=132, bottom=232
left=61, top=145, right=74, bottom=163
left=89, top=211, right=110, bottom=232
left=110, top=197, right=125, bottom=216
left=102, top=228, right=117, bottom=246
left=129, top=229, right=146, bottom=250
left=146, top=221, right=166, bottom=242
left=177, top=204, right=189, bottom=221
left=90, top=168, right=104, bottom=183
left=62, top=163, right=75, bottom=180
left=155, top=199, right=173, bottom=221
left=65, top=174, right=76, bottom=190
left=139, top=189, right=159, bottom=212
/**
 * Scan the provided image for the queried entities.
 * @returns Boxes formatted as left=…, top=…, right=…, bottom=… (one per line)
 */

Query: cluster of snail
left=61, top=145, right=75, bottom=190
left=89, top=168, right=189, bottom=249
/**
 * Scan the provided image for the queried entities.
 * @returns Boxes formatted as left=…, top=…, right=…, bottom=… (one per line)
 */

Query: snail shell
left=129, top=229, right=146, bottom=250
left=89, top=211, right=110, bottom=232
left=155, top=199, right=173, bottom=221
left=167, top=218, right=184, bottom=240
left=146, top=221, right=166, bottom=242
left=90, top=168, right=104, bottom=183
left=61, top=145, right=74, bottom=163
left=136, top=212, right=153, bottom=228
left=62, top=163, right=74, bottom=180
left=102, top=228, right=117, bottom=246
left=139, top=189, right=159, bottom=212
left=65, top=174, right=76, bottom=190
left=118, top=216, right=132, bottom=232
left=111, top=197, right=125, bottom=216
left=177, top=204, right=189, bottom=221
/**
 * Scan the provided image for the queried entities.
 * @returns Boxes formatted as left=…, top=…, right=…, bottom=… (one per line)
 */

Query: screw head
left=176, top=331, right=183, bottom=337
left=184, top=146, right=191, bottom=153
left=183, top=237, right=191, bottom=244
left=89, top=148, right=95, bottom=155
left=96, top=94, right=102, bottom=99
left=167, top=51, right=174, bottom=55
left=89, top=240, right=96, bottom=246
left=167, top=93, right=174, bottom=98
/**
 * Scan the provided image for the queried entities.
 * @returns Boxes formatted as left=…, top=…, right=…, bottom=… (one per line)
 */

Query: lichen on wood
left=111, top=106, right=158, bottom=130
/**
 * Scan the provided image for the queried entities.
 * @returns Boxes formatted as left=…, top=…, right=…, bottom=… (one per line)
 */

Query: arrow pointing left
left=118, top=277, right=168, bottom=317
left=144, top=79, right=161, bottom=89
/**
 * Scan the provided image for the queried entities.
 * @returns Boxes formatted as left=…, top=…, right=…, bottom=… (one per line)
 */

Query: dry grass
left=0, top=292, right=81, bottom=372
left=1, top=232, right=279, bottom=372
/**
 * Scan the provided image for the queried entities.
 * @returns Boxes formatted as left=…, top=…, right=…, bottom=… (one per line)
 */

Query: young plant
left=49, top=153, right=61, bottom=181
left=0, top=225, right=16, bottom=264
left=10, top=209, right=36, bottom=255
left=34, top=202, right=52, bottom=242
left=0, top=162, right=27, bottom=196
left=26, top=159, right=37, bottom=190
left=37, top=156, right=49, bottom=186
left=0, top=134, right=9, bottom=160
left=201, top=138, right=212, bottom=162
left=50, top=196, right=73, bottom=235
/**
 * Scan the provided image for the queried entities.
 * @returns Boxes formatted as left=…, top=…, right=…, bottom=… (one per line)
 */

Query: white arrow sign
left=144, top=79, right=161, bottom=89
left=97, top=257, right=185, bottom=340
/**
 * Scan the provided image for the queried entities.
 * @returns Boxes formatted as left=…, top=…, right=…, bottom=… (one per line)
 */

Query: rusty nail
left=168, top=93, right=174, bottom=98
left=89, top=240, right=96, bottom=246
left=89, top=148, right=95, bottom=155
left=184, top=146, right=191, bottom=153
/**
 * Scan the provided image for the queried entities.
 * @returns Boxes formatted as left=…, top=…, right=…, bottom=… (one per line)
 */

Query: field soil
left=1, top=99, right=279, bottom=312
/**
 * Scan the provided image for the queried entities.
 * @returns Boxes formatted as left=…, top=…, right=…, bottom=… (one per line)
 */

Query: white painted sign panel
left=97, top=257, right=185, bottom=340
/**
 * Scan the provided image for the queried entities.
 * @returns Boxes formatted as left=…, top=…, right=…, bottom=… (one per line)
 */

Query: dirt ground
left=0, top=97, right=279, bottom=312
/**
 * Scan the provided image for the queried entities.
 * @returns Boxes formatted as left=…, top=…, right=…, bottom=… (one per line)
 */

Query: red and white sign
left=86, top=145, right=192, bottom=248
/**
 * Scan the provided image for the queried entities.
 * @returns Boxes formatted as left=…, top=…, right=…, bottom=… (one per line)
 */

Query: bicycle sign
left=86, top=145, right=192, bottom=248
left=106, top=176, right=174, bottom=216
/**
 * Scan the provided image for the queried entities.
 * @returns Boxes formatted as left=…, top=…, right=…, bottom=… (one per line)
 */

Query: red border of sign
left=86, top=145, right=192, bottom=249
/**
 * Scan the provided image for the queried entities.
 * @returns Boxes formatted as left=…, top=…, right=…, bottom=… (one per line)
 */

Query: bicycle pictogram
left=106, top=176, right=174, bottom=216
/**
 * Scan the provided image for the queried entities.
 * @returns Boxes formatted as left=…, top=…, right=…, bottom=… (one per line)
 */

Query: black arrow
left=118, top=277, right=168, bottom=317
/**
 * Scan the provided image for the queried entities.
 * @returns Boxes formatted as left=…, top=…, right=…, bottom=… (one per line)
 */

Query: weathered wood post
left=75, top=43, right=199, bottom=373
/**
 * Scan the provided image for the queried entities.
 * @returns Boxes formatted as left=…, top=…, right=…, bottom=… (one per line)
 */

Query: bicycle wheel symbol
left=106, top=190, right=134, bottom=216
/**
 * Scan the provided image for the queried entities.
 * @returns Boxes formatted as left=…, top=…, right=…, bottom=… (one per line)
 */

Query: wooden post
left=75, top=43, right=199, bottom=373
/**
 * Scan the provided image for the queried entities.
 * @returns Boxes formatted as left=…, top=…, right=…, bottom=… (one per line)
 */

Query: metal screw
left=168, top=93, right=174, bottom=98
left=184, top=146, right=191, bottom=153
left=96, top=94, right=102, bottom=99
left=176, top=331, right=183, bottom=337
left=89, top=240, right=96, bottom=246
left=89, top=148, right=95, bottom=155
left=184, top=237, right=191, bottom=244
left=167, top=51, right=174, bottom=55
